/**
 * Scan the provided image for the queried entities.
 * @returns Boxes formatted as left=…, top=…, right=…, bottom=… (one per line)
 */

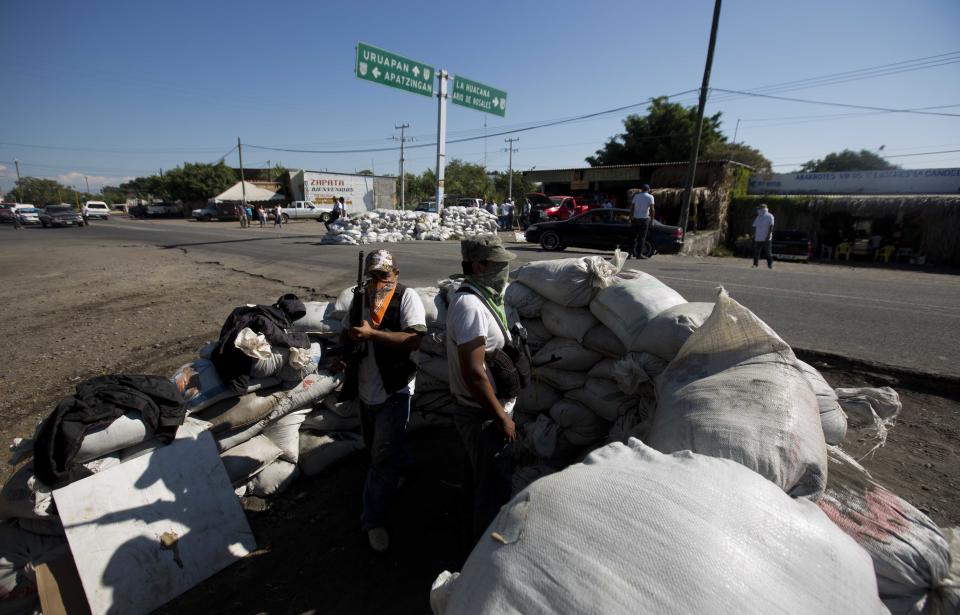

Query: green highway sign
left=451, top=76, right=507, bottom=116
left=355, top=42, right=434, bottom=98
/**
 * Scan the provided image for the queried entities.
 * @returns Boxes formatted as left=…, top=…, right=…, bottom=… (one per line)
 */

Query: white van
left=83, top=201, right=111, bottom=219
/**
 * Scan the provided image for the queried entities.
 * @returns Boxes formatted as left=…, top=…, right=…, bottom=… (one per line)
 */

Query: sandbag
left=415, top=287, right=447, bottom=330
left=75, top=411, right=149, bottom=463
left=262, top=408, right=310, bottom=463
left=504, top=282, right=546, bottom=318
left=513, top=253, right=625, bottom=308
left=532, top=368, right=586, bottom=392
left=636, top=301, right=714, bottom=361
left=520, top=319, right=551, bottom=354
left=526, top=414, right=560, bottom=459
left=196, top=387, right=287, bottom=433
left=516, top=382, right=563, bottom=414
left=298, top=432, right=364, bottom=476
left=586, top=358, right=616, bottom=380
left=837, top=386, right=902, bottom=424
left=215, top=419, right=268, bottom=453
left=117, top=416, right=211, bottom=462
left=510, top=464, right=555, bottom=496
left=434, top=440, right=885, bottom=615
left=549, top=399, right=608, bottom=446
left=796, top=360, right=848, bottom=445
left=269, top=372, right=342, bottom=421
left=611, top=352, right=666, bottom=394
left=540, top=302, right=598, bottom=343
left=245, top=459, right=300, bottom=497
left=531, top=338, right=603, bottom=372
left=289, top=301, right=337, bottom=333
left=565, top=378, right=634, bottom=422
left=322, top=394, right=356, bottom=418
left=581, top=324, right=626, bottom=359
left=220, top=434, right=283, bottom=484
left=173, top=358, right=279, bottom=413
left=330, top=287, right=355, bottom=320
left=250, top=342, right=321, bottom=381
left=818, top=447, right=958, bottom=614
left=589, top=270, right=686, bottom=352
left=301, top=408, right=361, bottom=433
left=650, top=289, right=827, bottom=499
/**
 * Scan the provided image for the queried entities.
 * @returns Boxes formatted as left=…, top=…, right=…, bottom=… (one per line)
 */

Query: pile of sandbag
left=321, top=206, right=499, bottom=245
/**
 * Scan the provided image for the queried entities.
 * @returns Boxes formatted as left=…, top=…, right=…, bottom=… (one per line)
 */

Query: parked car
left=276, top=201, right=333, bottom=223
left=415, top=201, right=438, bottom=213
left=83, top=201, right=111, bottom=220
left=524, top=208, right=683, bottom=257
left=192, top=202, right=240, bottom=221
left=771, top=230, right=813, bottom=262
left=39, top=204, right=85, bottom=227
left=0, top=203, right=21, bottom=223
left=526, top=192, right=596, bottom=221
left=15, top=207, right=41, bottom=225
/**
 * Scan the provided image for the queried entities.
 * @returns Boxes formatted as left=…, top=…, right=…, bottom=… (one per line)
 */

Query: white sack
left=331, top=287, right=355, bottom=320
left=611, top=352, right=666, bottom=394
left=504, top=283, right=546, bottom=318
left=521, top=319, right=551, bottom=354
left=262, top=408, right=310, bottom=463
left=516, top=382, right=563, bottom=414
left=549, top=399, right=608, bottom=446
left=540, top=302, right=598, bottom=342
left=636, top=301, right=715, bottom=361
left=415, top=287, right=447, bottom=330
left=215, top=419, right=267, bottom=453
left=587, top=358, right=617, bottom=380
left=220, top=434, right=283, bottom=484
left=837, top=386, right=902, bottom=425
left=533, top=368, right=586, bottom=392
left=289, top=301, right=337, bottom=333
left=589, top=270, right=686, bottom=352
left=565, top=378, right=634, bottom=422
left=531, top=338, right=603, bottom=372
left=796, top=359, right=847, bottom=445
left=513, top=252, right=625, bottom=308
left=434, top=440, right=885, bottom=615
left=250, top=342, right=321, bottom=381
left=75, top=411, right=149, bottom=463
left=173, top=358, right=279, bottom=413
left=818, top=447, right=958, bottom=615
left=581, top=324, right=626, bottom=358
left=234, top=327, right=273, bottom=360
left=245, top=459, right=300, bottom=498
left=527, top=414, right=560, bottom=459
left=650, top=289, right=827, bottom=499
left=298, top=432, right=364, bottom=476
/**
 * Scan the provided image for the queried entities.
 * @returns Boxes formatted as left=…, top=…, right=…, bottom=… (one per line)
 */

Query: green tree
left=586, top=96, right=771, bottom=171
left=491, top=170, right=535, bottom=203
left=163, top=162, right=237, bottom=203
left=119, top=174, right=169, bottom=200
left=799, top=149, right=897, bottom=172
left=443, top=159, right=491, bottom=199
left=10, top=177, right=82, bottom=206
left=356, top=169, right=374, bottom=176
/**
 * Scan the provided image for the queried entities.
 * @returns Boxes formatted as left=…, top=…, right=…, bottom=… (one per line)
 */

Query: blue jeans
left=359, top=392, right=412, bottom=530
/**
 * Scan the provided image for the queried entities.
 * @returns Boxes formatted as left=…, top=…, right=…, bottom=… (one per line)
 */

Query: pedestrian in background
left=13, top=208, right=23, bottom=230
left=273, top=204, right=282, bottom=228
left=256, top=205, right=266, bottom=227
left=239, top=204, right=249, bottom=228
left=752, top=203, right=775, bottom=269
left=520, top=199, right=531, bottom=228
left=602, top=195, right=614, bottom=209
left=499, top=200, right=512, bottom=230
left=631, top=184, right=655, bottom=259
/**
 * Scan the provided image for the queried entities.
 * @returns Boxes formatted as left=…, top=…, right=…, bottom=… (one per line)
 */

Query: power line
left=710, top=88, right=960, bottom=118
left=0, top=141, right=228, bottom=155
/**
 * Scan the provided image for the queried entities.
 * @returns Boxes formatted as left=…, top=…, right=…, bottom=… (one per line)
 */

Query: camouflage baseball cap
left=461, top=234, right=516, bottom=262
left=365, top=249, right=397, bottom=273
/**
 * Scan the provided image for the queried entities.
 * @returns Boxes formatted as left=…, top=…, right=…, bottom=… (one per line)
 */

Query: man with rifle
left=336, top=249, right=426, bottom=553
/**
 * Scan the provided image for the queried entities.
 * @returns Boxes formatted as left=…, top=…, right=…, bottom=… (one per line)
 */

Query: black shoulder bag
left=457, top=286, right=532, bottom=398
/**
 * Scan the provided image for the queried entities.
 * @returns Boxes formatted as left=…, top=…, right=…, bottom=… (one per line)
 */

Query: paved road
left=5, top=218, right=960, bottom=377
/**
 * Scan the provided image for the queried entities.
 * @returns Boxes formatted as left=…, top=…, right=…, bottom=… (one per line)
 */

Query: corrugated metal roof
left=521, top=159, right=754, bottom=174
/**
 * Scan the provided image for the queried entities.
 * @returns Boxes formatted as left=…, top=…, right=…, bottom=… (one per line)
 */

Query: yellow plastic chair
left=874, top=245, right=896, bottom=263
left=835, top=242, right=852, bottom=261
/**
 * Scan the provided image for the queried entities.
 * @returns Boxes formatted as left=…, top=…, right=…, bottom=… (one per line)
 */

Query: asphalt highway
left=6, top=217, right=959, bottom=377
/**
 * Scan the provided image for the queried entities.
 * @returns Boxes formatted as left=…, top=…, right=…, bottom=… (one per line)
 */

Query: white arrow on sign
left=492, top=97, right=500, bottom=108
left=358, top=62, right=368, bottom=76
left=372, top=67, right=381, bottom=79
left=412, top=66, right=420, bottom=77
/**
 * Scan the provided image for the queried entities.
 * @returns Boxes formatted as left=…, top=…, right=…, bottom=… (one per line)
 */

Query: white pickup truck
left=276, top=201, right=334, bottom=223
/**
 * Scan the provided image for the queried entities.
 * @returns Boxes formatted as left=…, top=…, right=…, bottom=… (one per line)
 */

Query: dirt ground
left=1, top=240, right=958, bottom=614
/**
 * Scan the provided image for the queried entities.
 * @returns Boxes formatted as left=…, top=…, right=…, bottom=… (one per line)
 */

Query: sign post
left=451, top=76, right=507, bottom=117
left=435, top=70, right=448, bottom=212
left=355, top=42, right=434, bottom=98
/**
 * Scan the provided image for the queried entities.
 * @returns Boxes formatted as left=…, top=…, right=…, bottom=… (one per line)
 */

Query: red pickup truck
left=526, top=193, right=596, bottom=221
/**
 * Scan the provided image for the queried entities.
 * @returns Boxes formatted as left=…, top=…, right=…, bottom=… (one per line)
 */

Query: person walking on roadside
left=326, top=197, right=344, bottom=231
left=631, top=184, right=655, bottom=259
left=239, top=203, right=249, bottom=228
left=752, top=203, right=775, bottom=269
left=446, top=235, right=521, bottom=541
left=499, top=200, right=512, bottom=230
left=13, top=207, right=23, bottom=230
left=520, top=198, right=531, bottom=229
left=336, top=250, right=426, bottom=553
left=256, top=205, right=266, bottom=227
left=273, top=204, right=282, bottom=228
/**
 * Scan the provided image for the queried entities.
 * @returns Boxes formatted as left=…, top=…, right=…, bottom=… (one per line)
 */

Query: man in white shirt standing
left=446, top=235, right=518, bottom=540
left=337, top=249, right=427, bottom=552
left=630, top=184, right=655, bottom=259
left=751, top=203, right=775, bottom=269
left=602, top=195, right=614, bottom=209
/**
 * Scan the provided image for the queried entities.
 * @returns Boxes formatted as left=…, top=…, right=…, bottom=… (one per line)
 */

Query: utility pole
left=504, top=138, right=519, bottom=201
left=393, top=123, right=410, bottom=209
left=84, top=175, right=90, bottom=194
left=435, top=70, right=449, bottom=212
left=237, top=137, right=247, bottom=208
left=13, top=159, right=21, bottom=202
left=733, top=118, right=741, bottom=144
left=679, top=0, right=723, bottom=234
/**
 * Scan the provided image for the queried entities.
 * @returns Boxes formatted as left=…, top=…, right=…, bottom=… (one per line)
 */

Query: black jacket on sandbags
left=33, top=375, right=186, bottom=488
left=211, top=293, right=310, bottom=392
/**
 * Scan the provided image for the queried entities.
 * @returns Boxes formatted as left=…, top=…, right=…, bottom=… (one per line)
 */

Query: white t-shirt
left=500, top=202, right=512, bottom=216
left=602, top=201, right=614, bottom=209
left=341, top=287, right=426, bottom=406
left=446, top=286, right=511, bottom=408
left=631, top=191, right=655, bottom=219
left=752, top=211, right=775, bottom=241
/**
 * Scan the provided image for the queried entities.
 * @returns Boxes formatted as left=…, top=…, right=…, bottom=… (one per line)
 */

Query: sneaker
left=368, top=527, right=389, bottom=553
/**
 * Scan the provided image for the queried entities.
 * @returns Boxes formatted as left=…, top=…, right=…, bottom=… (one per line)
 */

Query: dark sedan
left=524, top=208, right=683, bottom=257
left=40, top=204, right=85, bottom=227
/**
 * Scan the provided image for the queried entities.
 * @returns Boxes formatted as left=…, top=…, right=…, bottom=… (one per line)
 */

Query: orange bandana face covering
left=367, top=280, right=397, bottom=328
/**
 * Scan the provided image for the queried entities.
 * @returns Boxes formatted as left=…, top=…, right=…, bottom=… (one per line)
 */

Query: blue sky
left=1, top=0, right=958, bottom=193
